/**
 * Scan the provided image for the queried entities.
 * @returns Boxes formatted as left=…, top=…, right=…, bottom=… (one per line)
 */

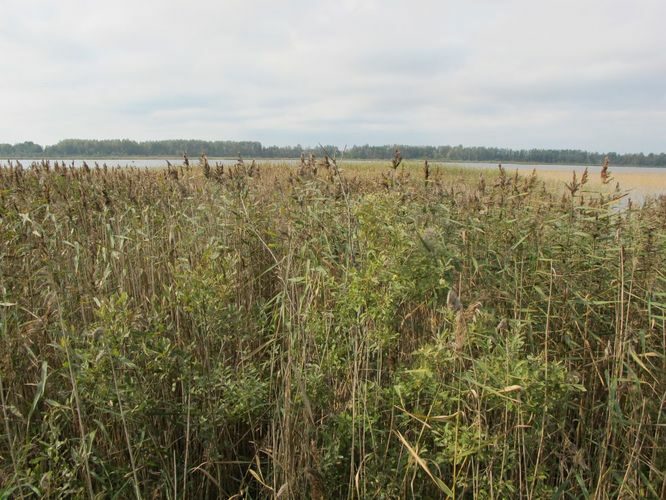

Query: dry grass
left=527, top=167, right=666, bottom=200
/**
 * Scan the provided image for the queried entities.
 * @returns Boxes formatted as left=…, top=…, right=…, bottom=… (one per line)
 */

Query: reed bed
left=0, top=157, right=664, bottom=498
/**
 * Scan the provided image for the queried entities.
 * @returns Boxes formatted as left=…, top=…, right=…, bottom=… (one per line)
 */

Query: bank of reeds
left=0, top=158, right=664, bottom=498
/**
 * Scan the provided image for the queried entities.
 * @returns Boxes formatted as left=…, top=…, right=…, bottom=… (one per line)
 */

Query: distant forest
left=2, top=139, right=665, bottom=166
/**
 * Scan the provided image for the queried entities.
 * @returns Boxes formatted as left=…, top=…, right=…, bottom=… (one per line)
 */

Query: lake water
left=4, top=158, right=665, bottom=203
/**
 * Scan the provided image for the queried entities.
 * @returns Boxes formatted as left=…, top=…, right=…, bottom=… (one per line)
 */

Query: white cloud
left=0, top=0, right=664, bottom=152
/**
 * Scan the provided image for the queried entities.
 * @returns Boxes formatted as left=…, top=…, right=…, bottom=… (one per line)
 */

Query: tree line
left=1, top=139, right=665, bottom=166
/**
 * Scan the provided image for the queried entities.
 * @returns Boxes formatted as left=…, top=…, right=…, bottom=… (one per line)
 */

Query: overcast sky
left=1, top=0, right=664, bottom=153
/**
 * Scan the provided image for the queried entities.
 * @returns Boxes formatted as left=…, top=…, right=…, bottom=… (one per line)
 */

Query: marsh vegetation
left=0, top=155, right=664, bottom=498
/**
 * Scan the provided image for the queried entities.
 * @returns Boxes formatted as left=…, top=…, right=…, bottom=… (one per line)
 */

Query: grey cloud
left=463, top=66, right=666, bottom=115
left=0, top=0, right=664, bottom=152
left=350, top=45, right=467, bottom=77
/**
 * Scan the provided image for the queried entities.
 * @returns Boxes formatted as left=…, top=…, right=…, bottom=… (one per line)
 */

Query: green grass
left=0, top=158, right=664, bottom=498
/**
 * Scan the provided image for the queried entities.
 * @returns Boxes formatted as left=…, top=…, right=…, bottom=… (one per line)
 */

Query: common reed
left=0, top=158, right=663, bottom=498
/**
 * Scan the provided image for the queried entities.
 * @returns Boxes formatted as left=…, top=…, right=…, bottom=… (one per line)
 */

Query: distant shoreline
left=3, top=140, right=665, bottom=167
left=2, top=157, right=665, bottom=169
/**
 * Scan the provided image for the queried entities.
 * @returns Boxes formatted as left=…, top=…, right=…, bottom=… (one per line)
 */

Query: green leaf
left=27, top=361, right=48, bottom=426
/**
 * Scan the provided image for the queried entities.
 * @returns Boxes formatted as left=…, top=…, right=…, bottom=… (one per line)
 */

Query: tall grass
left=0, top=158, right=664, bottom=498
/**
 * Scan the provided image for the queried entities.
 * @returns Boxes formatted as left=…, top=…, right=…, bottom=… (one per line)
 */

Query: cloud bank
left=1, top=0, right=664, bottom=153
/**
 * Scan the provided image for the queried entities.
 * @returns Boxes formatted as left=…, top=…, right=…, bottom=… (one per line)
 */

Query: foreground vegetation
left=0, top=156, right=664, bottom=498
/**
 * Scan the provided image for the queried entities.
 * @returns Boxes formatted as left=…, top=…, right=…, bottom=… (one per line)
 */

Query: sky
left=1, top=0, right=665, bottom=153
